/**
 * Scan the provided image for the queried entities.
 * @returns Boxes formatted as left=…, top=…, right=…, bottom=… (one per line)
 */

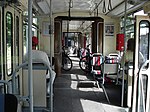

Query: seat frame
left=91, top=53, right=110, bottom=104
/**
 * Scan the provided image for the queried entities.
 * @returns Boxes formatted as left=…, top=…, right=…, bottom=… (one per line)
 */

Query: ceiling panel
left=33, top=0, right=149, bottom=32
left=35, top=0, right=148, bottom=16
left=51, top=0, right=94, bottom=13
left=51, top=0, right=68, bottom=13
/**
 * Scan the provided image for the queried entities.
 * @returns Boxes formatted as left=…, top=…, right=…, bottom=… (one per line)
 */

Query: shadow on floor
left=53, top=56, right=123, bottom=112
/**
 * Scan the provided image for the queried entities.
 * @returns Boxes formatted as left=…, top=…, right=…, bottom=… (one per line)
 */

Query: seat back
left=91, top=53, right=104, bottom=75
left=108, top=53, right=120, bottom=59
left=0, top=94, right=18, bottom=112
left=104, top=53, right=120, bottom=75
left=103, top=54, right=120, bottom=84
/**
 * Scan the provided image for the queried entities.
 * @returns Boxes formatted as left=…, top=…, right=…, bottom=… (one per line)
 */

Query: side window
left=16, top=16, right=19, bottom=66
left=23, top=24, right=27, bottom=56
left=6, top=12, right=13, bottom=76
left=139, top=21, right=149, bottom=65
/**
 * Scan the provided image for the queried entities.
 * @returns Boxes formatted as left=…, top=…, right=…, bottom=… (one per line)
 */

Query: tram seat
left=0, top=94, right=18, bottom=112
left=24, top=50, right=56, bottom=82
left=91, top=53, right=104, bottom=83
left=103, top=54, right=120, bottom=84
left=91, top=53, right=110, bottom=103
left=24, top=50, right=56, bottom=107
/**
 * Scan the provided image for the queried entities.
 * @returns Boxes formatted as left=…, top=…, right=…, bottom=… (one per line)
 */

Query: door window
left=138, top=20, right=150, bottom=112
left=6, top=12, right=13, bottom=76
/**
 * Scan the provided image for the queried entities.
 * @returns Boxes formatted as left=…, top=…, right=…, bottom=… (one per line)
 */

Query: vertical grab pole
left=49, top=0, right=52, bottom=63
left=28, top=0, right=34, bottom=112
left=97, top=22, right=101, bottom=52
left=49, top=1, right=53, bottom=111
left=121, top=0, right=127, bottom=107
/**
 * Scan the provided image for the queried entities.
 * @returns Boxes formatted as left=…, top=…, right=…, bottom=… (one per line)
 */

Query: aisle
left=53, top=56, right=128, bottom=112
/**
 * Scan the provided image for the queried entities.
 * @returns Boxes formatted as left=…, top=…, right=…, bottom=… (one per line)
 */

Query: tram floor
left=53, top=55, right=129, bottom=112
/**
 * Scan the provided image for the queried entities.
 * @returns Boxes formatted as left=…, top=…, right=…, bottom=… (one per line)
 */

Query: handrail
left=12, top=62, right=28, bottom=94
left=137, top=60, right=150, bottom=112
left=0, top=80, right=11, bottom=94
left=12, top=60, right=55, bottom=112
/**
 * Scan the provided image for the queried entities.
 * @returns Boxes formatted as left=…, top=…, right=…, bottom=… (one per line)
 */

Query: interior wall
left=39, top=12, right=120, bottom=58
left=100, top=15, right=120, bottom=56
left=54, top=12, right=120, bottom=55
left=39, top=18, right=54, bottom=58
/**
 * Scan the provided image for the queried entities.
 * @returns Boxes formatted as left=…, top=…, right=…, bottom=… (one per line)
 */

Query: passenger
left=32, top=36, right=39, bottom=50
left=121, top=38, right=144, bottom=70
left=121, top=38, right=134, bottom=65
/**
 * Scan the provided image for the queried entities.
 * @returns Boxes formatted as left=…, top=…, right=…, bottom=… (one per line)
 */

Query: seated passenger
left=121, top=38, right=144, bottom=68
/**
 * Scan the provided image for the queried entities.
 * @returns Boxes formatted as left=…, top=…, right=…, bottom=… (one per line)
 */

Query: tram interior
left=0, top=0, right=150, bottom=112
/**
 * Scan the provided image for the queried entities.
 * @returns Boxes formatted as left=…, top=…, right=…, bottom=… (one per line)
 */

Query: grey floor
left=53, top=55, right=129, bottom=112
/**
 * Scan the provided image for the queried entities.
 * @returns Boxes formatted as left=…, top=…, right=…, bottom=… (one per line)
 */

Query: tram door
left=0, top=8, right=2, bottom=80
left=2, top=5, right=22, bottom=92
left=132, top=15, right=150, bottom=112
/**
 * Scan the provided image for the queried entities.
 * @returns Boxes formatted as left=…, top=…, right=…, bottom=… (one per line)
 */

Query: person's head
left=127, top=38, right=134, bottom=51
left=32, top=36, right=38, bottom=50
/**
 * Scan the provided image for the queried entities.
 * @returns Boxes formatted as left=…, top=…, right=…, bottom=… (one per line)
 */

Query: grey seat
left=0, top=94, right=18, bottom=112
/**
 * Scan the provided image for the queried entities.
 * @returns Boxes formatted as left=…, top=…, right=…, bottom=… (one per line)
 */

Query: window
left=23, top=12, right=39, bottom=55
left=139, top=21, right=149, bottom=62
left=120, top=10, right=147, bottom=41
left=15, top=16, right=19, bottom=66
left=120, top=14, right=135, bottom=40
left=6, top=12, right=13, bottom=76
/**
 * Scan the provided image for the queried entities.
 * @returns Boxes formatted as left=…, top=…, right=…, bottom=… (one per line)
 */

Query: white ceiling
left=33, top=0, right=149, bottom=32
left=35, top=0, right=148, bottom=16
left=51, top=0, right=94, bottom=13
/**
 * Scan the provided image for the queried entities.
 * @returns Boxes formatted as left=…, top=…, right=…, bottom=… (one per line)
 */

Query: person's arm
left=120, top=52, right=126, bottom=68
left=139, top=52, right=145, bottom=65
